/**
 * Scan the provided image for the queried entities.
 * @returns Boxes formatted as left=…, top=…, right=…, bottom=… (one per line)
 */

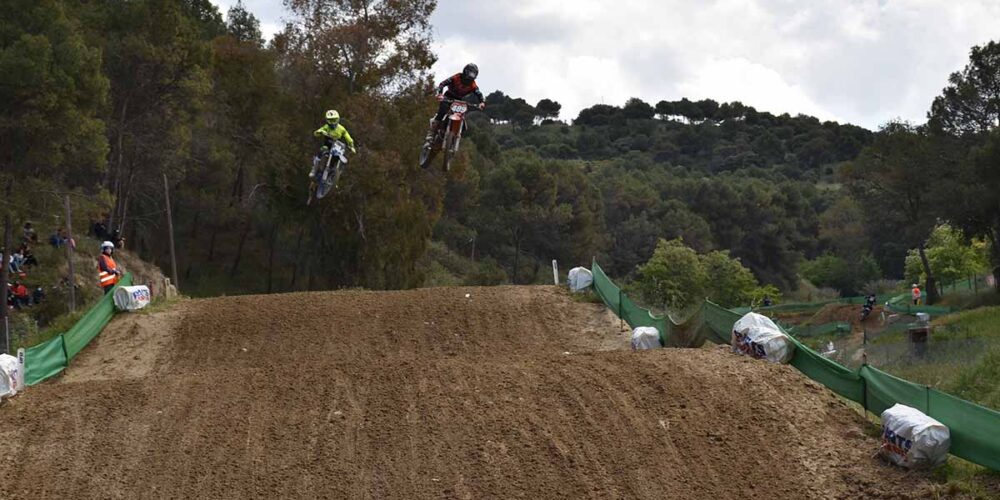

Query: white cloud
left=210, top=0, right=285, bottom=40
left=208, top=0, right=1000, bottom=129
left=430, top=0, right=1000, bottom=128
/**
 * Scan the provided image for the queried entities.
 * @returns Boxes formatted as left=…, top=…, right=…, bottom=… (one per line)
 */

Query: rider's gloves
left=436, top=94, right=445, bottom=102
left=478, top=102, right=485, bottom=110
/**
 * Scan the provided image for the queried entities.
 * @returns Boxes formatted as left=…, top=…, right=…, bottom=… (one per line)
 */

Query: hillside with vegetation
left=1, top=0, right=1000, bottom=317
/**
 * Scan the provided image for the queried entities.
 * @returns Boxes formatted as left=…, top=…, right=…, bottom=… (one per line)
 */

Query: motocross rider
left=424, top=63, right=486, bottom=146
left=312, top=109, right=356, bottom=179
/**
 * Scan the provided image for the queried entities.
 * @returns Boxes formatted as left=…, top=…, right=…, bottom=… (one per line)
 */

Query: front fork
left=448, top=118, right=463, bottom=152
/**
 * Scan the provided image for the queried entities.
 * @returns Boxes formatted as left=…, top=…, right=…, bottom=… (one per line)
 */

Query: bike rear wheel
left=419, top=144, right=437, bottom=169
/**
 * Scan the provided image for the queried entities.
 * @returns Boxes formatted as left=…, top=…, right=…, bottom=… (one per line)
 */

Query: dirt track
left=0, top=286, right=937, bottom=499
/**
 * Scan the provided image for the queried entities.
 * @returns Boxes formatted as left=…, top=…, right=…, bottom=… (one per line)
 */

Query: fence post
left=551, top=259, right=558, bottom=285
left=1, top=213, right=10, bottom=354
left=64, top=195, right=76, bottom=313
left=163, top=174, right=179, bottom=291
left=618, top=289, right=624, bottom=331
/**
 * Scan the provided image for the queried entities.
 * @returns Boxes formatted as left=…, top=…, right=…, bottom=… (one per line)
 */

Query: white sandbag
left=114, top=285, right=151, bottom=312
left=731, top=312, right=794, bottom=363
left=568, top=267, right=593, bottom=292
left=0, top=353, right=21, bottom=400
left=880, top=404, right=951, bottom=469
left=631, top=327, right=661, bottom=350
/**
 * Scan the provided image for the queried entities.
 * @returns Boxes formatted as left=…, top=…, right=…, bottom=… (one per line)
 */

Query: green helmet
left=325, top=109, right=340, bottom=127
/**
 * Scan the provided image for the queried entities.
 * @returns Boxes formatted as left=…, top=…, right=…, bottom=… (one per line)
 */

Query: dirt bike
left=860, top=298, right=876, bottom=322
left=419, top=97, right=480, bottom=172
left=307, top=140, right=349, bottom=206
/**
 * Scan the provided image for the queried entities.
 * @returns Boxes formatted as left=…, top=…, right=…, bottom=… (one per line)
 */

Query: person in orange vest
left=98, top=241, right=122, bottom=294
left=911, top=284, right=921, bottom=305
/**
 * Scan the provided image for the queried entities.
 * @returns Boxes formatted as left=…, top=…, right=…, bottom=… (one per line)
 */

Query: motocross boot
left=424, top=119, right=442, bottom=147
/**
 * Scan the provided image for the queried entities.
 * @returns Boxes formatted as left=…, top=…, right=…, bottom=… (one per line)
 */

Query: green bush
left=465, top=258, right=508, bottom=286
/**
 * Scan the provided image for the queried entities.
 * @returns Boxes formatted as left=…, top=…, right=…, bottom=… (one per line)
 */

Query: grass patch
left=569, top=289, right=604, bottom=304
left=933, top=306, right=1000, bottom=339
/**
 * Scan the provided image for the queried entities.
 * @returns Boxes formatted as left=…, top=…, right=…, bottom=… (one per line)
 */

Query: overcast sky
left=209, top=0, right=1000, bottom=129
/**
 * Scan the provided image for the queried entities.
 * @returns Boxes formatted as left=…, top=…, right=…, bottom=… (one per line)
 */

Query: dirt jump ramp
left=0, top=286, right=935, bottom=499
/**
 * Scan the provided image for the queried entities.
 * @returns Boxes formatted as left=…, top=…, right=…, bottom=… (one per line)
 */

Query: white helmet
left=101, top=241, right=115, bottom=251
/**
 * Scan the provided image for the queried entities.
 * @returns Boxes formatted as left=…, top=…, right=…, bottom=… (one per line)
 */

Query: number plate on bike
left=451, top=102, right=468, bottom=113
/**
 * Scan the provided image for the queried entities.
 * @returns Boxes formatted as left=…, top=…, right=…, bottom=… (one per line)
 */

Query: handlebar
left=438, top=96, right=485, bottom=110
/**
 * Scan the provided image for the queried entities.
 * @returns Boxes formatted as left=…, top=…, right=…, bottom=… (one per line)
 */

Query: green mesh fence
left=23, top=274, right=132, bottom=386
left=63, top=274, right=132, bottom=359
left=23, top=335, right=68, bottom=386
left=785, top=322, right=851, bottom=338
left=589, top=261, right=1000, bottom=471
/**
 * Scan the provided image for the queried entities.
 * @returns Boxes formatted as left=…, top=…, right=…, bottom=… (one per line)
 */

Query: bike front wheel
left=442, top=133, right=456, bottom=172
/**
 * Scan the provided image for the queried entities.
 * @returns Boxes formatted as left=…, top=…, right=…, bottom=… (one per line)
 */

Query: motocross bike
left=860, top=298, right=876, bottom=322
left=307, top=140, right=349, bottom=206
left=419, top=97, right=480, bottom=171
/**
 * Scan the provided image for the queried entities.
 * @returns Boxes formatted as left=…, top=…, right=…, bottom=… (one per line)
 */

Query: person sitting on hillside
left=423, top=63, right=486, bottom=146
left=22, top=221, right=37, bottom=244
left=110, top=228, right=124, bottom=249
left=49, top=228, right=67, bottom=248
left=19, top=244, right=37, bottom=268
left=10, top=248, right=25, bottom=273
left=311, top=109, right=356, bottom=180
left=32, top=286, right=44, bottom=305
left=92, top=218, right=108, bottom=241
left=10, top=280, right=29, bottom=309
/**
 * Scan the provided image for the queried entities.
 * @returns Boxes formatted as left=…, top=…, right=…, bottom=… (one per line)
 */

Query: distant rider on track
left=311, top=109, right=356, bottom=180
left=424, top=63, right=486, bottom=146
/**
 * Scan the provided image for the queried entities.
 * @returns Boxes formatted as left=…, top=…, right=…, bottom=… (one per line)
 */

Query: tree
left=535, top=98, right=561, bottom=121
left=904, top=224, right=989, bottom=286
left=928, top=41, right=1000, bottom=136
left=969, top=129, right=1000, bottom=281
left=633, top=238, right=707, bottom=310
left=575, top=104, right=620, bottom=126
left=700, top=250, right=758, bottom=308
left=654, top=100, right=675, bottom=120
left=281, top=0, right=436, bottom=94
left=800, top=254, right=879, bottom=296
left=226, top=0, right=264, bottom=45
left=623, top=98, right=654, bottom=120
left=843, top=121, right=947, bottom=303
left=0, top=0, right=109, bottom=183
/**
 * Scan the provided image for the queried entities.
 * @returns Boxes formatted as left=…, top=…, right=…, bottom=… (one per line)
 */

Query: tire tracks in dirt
left=0, top=286, right=945, bottom=499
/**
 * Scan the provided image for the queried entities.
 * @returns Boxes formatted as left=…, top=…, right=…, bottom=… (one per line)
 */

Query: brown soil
left=0, top=286, right=940, bottom=499
left=777, top=303, right=886, bottom=332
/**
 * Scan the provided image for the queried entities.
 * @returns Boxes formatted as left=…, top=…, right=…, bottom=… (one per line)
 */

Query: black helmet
left=461, top=63, right=478, bottom=82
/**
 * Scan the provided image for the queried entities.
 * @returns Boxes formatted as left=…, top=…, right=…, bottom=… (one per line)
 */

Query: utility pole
left=163, top=174, right=179, bottom=290
left=64, top=195, right=76, bottom=312
left=1, top=214, right=11, bottom=354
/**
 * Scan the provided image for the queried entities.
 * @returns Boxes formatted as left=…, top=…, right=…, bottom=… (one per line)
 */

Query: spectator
left=111, top=228, right=125, bottom=249
left=19, top=244, right=37, bottom=267
left=92, top=217, right=108, bottom=241
left=49, top=228, right=65, bottom=248
left=762, top=295, right=773, bottom=307
left=7, top=250, right=22, bottom=275
left=22, top=221, right=38, bottom=244
left=11, top=280, right=29, bottom=309
left=911, top=284, right=921, bottom=306
left=32, top=286, right=45, bottom=305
